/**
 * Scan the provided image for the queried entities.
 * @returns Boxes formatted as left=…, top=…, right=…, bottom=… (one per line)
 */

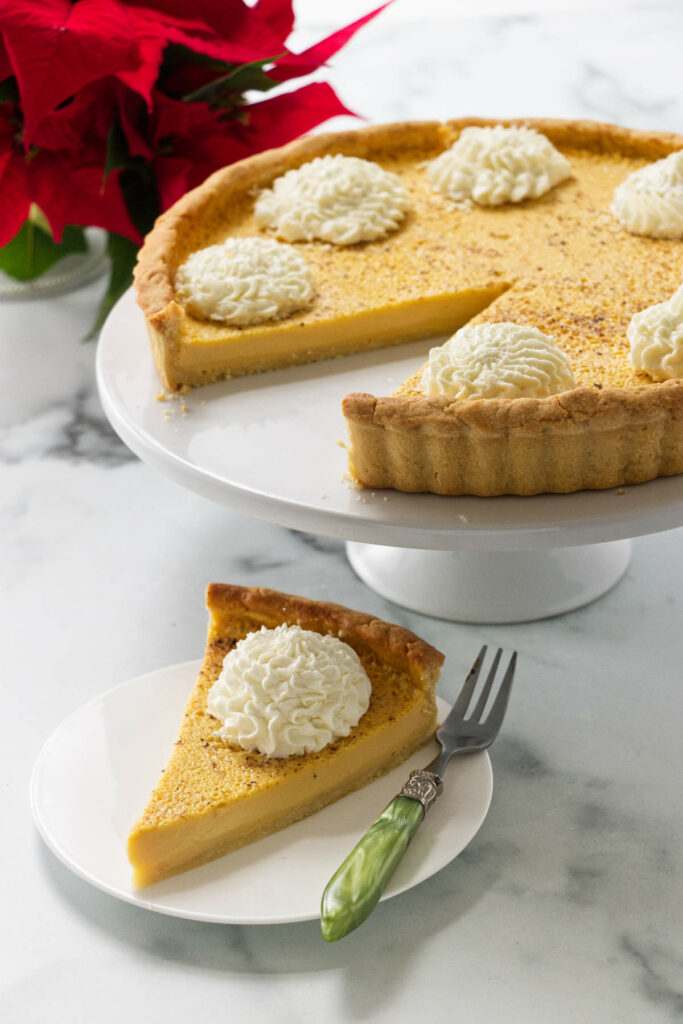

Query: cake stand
left=97, top=289, right=683, bottom=623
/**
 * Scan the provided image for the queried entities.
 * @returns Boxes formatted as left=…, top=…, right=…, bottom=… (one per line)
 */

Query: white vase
left=0, top=228, right=108, bottom=299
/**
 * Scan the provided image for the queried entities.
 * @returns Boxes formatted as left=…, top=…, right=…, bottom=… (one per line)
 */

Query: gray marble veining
left=1, top=382, right=133, bottom=466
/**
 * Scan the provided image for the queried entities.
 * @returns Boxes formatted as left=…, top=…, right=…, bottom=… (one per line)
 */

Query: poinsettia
left=0, top=0, right=387, bottom=332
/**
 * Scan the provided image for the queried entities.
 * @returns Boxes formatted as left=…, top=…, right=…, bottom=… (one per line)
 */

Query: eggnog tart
left=127, top=584, right=441, bottom=887
left=134, top=117, right=683, bottom=495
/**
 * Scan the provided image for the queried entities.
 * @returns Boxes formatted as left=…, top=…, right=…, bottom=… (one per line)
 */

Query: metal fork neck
left=426, top=750, right=455, bottom=779
left=424, top=744, right=482, bottom=780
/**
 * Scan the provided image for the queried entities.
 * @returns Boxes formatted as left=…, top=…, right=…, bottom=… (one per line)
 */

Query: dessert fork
left=320, top=645, right=517, bottom=941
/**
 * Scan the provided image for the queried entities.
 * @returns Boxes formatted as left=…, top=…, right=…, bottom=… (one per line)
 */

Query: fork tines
left=455, top=645, right=517, bottom=728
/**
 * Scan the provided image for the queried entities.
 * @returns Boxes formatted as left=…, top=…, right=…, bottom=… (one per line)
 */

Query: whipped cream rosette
left=427, top=125, right=572, bottom=206
left=628, top=282, right=683, bottom=380
left=207, top=624, right=372, bottom=758
left=612, top=151, right=683, bottom=239
left=421, top=322, right=576, bottom=400
left=254, top=154, right=410, bottom=245
left=175, top=236, right=314, bottom=326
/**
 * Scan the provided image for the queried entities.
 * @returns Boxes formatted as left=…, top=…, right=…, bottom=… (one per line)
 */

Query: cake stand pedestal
left=97, top=289, right=683, bottom=625
left=346, top=540, right=632, bottom=623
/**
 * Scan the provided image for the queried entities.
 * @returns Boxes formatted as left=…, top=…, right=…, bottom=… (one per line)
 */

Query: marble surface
left=3, top=4, right=683, bottom=1021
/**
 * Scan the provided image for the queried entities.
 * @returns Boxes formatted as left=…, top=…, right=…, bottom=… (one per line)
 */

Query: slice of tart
left=127, top=584, right=442, bottom=887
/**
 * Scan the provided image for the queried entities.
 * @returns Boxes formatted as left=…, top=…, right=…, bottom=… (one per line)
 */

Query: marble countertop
left=3, top=4, right=683, bottom=1022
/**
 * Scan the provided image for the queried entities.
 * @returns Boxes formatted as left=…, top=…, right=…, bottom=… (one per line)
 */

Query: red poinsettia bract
left=0, top=0, right=386, bottom=253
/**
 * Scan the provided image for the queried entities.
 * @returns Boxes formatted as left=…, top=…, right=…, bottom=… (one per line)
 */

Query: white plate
left=31, top=661, right=492, bottom=925
left=97, top=289, right=683, bottom=551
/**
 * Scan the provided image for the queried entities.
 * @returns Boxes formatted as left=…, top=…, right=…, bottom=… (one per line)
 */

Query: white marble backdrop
left=2, top=4, right=683, bottom=1023
left=294, top=1, right=683, bottom=133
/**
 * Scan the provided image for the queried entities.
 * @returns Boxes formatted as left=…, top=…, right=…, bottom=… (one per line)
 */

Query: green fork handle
left=320, top=795, right=425, bottom=942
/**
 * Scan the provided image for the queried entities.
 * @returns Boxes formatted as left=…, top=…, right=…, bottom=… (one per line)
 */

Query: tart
left=127, top=583, right=442, bottom=887
left=134, top=117, right=683, bottom=495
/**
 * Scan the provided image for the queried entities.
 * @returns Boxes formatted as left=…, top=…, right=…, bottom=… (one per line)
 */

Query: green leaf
left=0, top=77, right=19, bottom=103
left=0, top=217, right=87, bottom=281
left=103, top=111, right=159, bottom=238
left=103, top=112, right=130, bottom=186
left=160, top=44, right=234, bottom=78
left=218, top=61, right=282, bottom=95
left=119, top=166, right=160, bottom=240
left=86, top=232, right=138, bottom=339
left=182, top=54, right=284, bottom=105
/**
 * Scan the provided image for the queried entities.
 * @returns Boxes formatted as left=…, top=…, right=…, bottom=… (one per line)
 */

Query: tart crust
left=343, top=380, right=683, bottom=495
left=135, top=117, right=683, bottom=495
left=127, top=584, right=442, bottom=887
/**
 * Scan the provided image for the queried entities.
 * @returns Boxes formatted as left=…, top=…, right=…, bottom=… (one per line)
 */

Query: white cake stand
left=97, top=289, right=683, bottom=622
